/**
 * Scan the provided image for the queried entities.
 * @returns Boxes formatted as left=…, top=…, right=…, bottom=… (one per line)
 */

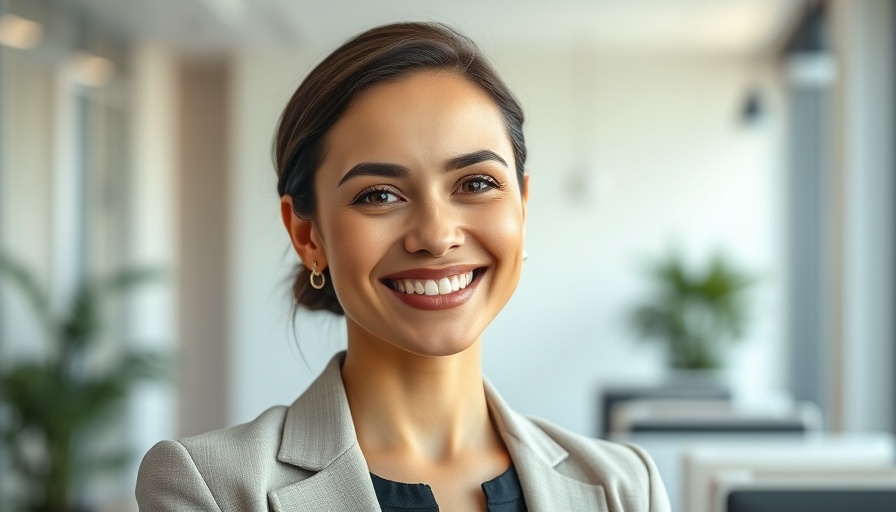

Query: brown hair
left=275, top=22, right=527, bottom=315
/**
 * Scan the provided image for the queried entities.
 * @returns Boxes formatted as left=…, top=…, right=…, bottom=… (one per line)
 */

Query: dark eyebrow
left=444, top=150, right=508, bottom=171
left=337, top=149, right=507, bottom=187
left=338, top=163, right=409, bottom=186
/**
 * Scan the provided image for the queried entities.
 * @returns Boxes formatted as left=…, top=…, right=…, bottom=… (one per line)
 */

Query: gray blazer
left=137, top=353, right=670, bottom=511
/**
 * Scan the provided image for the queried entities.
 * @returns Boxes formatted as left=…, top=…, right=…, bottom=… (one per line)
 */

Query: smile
left=380, top=266, right=486, bottom=310
left=387, top=271, right=474, bottom=296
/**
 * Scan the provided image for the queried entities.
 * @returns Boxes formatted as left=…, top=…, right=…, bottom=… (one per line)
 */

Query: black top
left=370, top=464, right=528, bottom=512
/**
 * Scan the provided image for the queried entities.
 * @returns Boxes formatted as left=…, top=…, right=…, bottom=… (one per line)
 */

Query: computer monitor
left=683, top=434, right=896, bottom=512
left=599, top=384, right=731, bottom=438
left=610, top=399, right=822, bottom=436
left=715, top=470, right=896, bottom=512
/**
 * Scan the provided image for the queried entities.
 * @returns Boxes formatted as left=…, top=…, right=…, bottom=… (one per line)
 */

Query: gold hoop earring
left=310, top=261, right=326, bottom=290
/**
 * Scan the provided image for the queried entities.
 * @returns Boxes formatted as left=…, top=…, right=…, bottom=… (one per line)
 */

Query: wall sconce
left=0, top=13, right=43, bottom=49
left=739, top=87, right=765, bottom=125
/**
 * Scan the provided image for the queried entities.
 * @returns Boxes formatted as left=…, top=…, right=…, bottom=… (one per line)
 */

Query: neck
left=341, top=325, right=498, bottom=463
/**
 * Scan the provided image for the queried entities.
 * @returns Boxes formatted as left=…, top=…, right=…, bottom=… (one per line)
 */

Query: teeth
left=390, top=271, right=477, bottom=297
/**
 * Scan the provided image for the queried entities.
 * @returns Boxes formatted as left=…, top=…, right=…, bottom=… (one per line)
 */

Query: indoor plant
left=630, top=250, right=756, bottom=371
left=0, top=253, right=167, bottom=512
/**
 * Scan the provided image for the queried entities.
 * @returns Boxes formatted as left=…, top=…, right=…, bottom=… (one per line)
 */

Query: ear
left=280, top=196, right=327, bottom=271
left=521, top=173, right=530, bottom=224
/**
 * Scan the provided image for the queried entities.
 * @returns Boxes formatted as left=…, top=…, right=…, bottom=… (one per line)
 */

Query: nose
left=403, top=198, right=465, bottom=257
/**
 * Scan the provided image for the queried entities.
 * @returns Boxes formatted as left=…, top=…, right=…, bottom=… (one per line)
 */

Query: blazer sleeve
left=136, top=440, right=222, bottom=511
left=626, top=443, right=672, bottom=512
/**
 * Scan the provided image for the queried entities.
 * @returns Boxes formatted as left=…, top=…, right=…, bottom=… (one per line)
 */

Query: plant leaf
left=0, top=253, right=52, bottom=331
left=61, top=281, right=100, bottom=350
left=630, top=250, right=758, bottom=369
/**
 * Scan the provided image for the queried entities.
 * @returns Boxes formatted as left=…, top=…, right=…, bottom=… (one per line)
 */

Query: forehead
left=322, top=71, right=512, bottom=170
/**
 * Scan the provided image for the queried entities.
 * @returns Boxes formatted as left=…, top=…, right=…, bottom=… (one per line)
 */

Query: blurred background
left=0, top=0, right=893, bottom=510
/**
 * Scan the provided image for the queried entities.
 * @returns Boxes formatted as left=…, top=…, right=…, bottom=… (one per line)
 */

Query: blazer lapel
left=269, top=442, right=380, bottom=512
left=269, top=353, right=381, bottom=512
left=484, top=380, right=609, bottom=512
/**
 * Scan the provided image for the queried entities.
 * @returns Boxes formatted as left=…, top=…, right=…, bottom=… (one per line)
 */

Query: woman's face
left=310, top=71, right=528, bottom=357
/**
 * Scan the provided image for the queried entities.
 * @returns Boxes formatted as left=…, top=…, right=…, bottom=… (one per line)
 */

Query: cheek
left=491, top=196, right=525, bottom=241
left=487, top=212, right=524, bottom=250
left=475, top=201, right=526, bottom=273
left=322, top=212, right=396, bottom=300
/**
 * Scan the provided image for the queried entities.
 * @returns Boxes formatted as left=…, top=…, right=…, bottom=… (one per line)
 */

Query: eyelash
left=352, top=186, right=399, bottom=206
left=350, top=174, right=505, bottom=206
left=461, top=174, right=504, bottom=193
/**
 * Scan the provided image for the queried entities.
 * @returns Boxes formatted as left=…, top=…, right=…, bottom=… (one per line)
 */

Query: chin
left=396, top=335, right=478, bottom=358
left=344, top=313, right=485, bottom=359
left=407, top=342, right=476, bottom=358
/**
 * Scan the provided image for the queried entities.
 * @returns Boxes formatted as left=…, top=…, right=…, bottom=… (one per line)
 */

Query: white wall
left=0, top=48, right=55, bottom=362
left=126, top=43, right=179, bottom=477
left=229, top=48, right=348, bottom=427
left=229, top=45, right=788, bottom=436
left=485, top=48, right=788, bottom=435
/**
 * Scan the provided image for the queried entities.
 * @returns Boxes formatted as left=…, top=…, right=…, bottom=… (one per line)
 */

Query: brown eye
left=353, top=187, right=400, bottom=205
left=460, top=176, right=500, bottom=194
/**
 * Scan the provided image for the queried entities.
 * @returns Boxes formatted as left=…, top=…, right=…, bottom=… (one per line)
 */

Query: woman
left=137, top=22, right=670, bottom=512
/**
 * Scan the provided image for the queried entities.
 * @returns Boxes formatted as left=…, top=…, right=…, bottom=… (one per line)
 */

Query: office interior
left=0, top=0, right=894, bottom=510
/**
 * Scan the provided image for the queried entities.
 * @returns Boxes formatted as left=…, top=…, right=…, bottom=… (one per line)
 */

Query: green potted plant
left=0, top=253, right=167, bottom=512
left=630, top=250, right=756, bottom=372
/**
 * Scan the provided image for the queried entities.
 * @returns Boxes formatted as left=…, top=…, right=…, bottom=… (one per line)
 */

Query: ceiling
left=59, top=0, right=807, bottom=56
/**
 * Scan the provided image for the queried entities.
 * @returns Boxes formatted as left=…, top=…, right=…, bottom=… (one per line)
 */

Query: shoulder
left=136, top=406, right=312, bottom=511
left=173, top=405, right=289, bottom=464
left=136, top=438, right=221, bottom=510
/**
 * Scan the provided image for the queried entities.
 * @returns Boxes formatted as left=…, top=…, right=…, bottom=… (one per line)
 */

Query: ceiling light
left=69, top=51, right=116, bottom=87
left=0, top=13, right=44, bottom=50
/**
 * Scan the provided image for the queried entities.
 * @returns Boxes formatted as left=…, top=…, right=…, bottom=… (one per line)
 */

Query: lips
left=380, top=265, right=486, bottom=310
left=387, top=271, right=474, bottom=296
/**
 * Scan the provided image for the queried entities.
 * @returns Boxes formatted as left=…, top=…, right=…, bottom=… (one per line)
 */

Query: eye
left=459, top=175, right=503, bottom=194
left=352, top=187, right=401, bottom=206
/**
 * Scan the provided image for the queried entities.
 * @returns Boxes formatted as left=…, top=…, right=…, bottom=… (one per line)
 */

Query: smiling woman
left=136, top=22, right=671, bottom=512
